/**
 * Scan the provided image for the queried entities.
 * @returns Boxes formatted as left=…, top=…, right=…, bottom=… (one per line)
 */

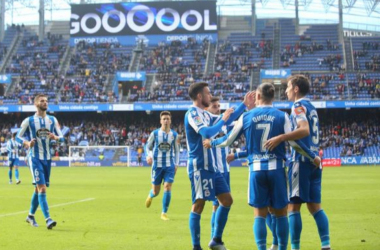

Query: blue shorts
left=151, top=166, right=175, bottom=185
left=8, top=158, right=18, bottom=168
left=213, top=172, right=230, bottom=206
left=29, top=157, right=52, bottom=187
left=288, top=161, right=322, bottom=204
left=248, top=168, right=288, bottom=209
left=189, top=170, right=230, bottom=204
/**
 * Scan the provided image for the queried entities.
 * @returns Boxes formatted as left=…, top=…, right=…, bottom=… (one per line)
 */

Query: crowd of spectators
left=353, top=41, right=380, bottom=71
left=216, top=39, right=272, bottom=72
left=139, top=38, right=208, bottom=74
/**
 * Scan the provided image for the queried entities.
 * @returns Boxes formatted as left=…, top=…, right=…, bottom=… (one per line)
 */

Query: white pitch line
left=0, top=198, right=95, bottom=218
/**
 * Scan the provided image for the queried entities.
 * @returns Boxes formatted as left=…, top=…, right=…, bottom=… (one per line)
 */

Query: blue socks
left=313, top=209, right=330, bottom=248
left=276, top=216, right=289, bottom=250
left=254, top=216, right=267, bottom=250
left=149, top=189, right=156, bottom=198
left=8, top=170, right=12, bottom=180
left=38, top=193, right=50, bottom=219
left=214, top=205, right=230, bottom=239
left=189, top=212, right=201, bottom=247
left=271, top=214, right=279, bottom=246
left=211, top=211, right=216, bottom=238
left=29, top=192, right=39, bottom=215
left=162, top=191, right=171, bottom=213
left=15, top=169, right=19, bottom=181
left=289, top=211, right=302, bottom=249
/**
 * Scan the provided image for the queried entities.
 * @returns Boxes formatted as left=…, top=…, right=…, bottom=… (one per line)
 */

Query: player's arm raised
left=265, top=104, right=309, bottom=151
left=197, top=108, right=233, bottom=138
left=203, top=114, right=245, bottom=149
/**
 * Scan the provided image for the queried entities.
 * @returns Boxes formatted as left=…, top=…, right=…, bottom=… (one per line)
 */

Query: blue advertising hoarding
left=0, top=100, right=379, bottom=113
left=0, top=74, right=12, bottom=84
left=260, top=69, right=292, bottom=79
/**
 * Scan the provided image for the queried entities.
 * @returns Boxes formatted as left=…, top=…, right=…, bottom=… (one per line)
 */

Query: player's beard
left=38, top=105, right=47, bottom=111
left=201, top=98, right=210, bottom=108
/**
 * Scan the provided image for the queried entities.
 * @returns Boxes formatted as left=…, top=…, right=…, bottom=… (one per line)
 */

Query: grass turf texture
left=1, top=166, right=379, bottom=250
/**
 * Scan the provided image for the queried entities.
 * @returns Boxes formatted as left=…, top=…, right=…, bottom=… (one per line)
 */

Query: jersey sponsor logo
left=193, top=116, right=202, bottom=125
left=158, top=142, right=171, bottom=152
left=294, top=106, right=305, bottom=115
left=36, top=128, right=50, bottom=140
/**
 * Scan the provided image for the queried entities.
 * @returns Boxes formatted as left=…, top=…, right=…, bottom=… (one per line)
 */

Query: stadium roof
left=3, top=0, right=380, bottom=32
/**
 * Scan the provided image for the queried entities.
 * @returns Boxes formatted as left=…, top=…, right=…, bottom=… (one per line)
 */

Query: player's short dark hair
left=288, top=74, right=310, bottom=96
left=188, top=82, right=208, bottom=100
left=160, top=111, right=171, bottom=118
left=258, top=82, right=275, bottom=102
left=210, top=96, right=220, bottom=103
left=34, top=94, right=48, bottom=103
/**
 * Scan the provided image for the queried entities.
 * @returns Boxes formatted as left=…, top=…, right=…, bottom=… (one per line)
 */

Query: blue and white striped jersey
left=212, top=105, right=316, bottom=172
left=16, top=114, right=64, bottom=160
left=290, top=98, right=320, bottom=164
left=212, top=125, right=231, bottom=173
left=145, top=129, right=180, bottom=168
left=185, top=105, right=223, bottom=175
left=7, top=139, right=21, bottom=159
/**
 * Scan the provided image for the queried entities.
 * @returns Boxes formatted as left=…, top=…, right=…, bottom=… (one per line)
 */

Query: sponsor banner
left=341, top=156, right=380, bottom=165
left=322, top=158, right=341, bottom=167
left=70, top=1, right=217, bottom=46
left=326, top=100, right=380, bottom=108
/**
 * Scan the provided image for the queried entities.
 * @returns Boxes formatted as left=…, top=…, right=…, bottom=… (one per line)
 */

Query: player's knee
left=38, top=186, right=47, bottom=193
left=288, top=203, right=301, bottom=212
left=219, top=196, right=233, bottom=207
left=307, top=203, right=321, bottom=214
left=163, top=183, right=172, bottom=191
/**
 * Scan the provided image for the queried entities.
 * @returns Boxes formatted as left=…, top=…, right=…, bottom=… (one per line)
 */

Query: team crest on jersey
left=191, top=110, right=197, bottom=115
left=204, top=190, right=210, bottom=197
left=193, top=116, right=202, bottom=125
left=158, top=142, right=171, bottom=152
left=36, top=128, right=50, bottom=140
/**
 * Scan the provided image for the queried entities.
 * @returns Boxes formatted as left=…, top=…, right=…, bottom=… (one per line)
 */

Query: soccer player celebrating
left=16, top=94, right=64, bottom=229
left=185, top=82, right=255, bottom=250
left=204, top=83, right=320, bottom=250
left=265, top=75, right=331, bottom=250
left=145, top=111, right=180, bottom=221
left=7, top=132, right=21, bottom=184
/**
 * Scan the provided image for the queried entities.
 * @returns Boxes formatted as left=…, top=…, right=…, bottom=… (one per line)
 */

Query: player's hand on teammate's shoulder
left=221, top=108, right=234, bottom=121
left=264, top=135, right=284, bottom=151
left=243, top=91, right=256, bottom=110
left=226, top=153, right=235, bottom=164
left=203, top=139, right=212, bottom=149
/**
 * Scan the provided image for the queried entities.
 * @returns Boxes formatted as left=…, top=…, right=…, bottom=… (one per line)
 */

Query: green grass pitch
left=1, top=166, right=380, bottom=250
